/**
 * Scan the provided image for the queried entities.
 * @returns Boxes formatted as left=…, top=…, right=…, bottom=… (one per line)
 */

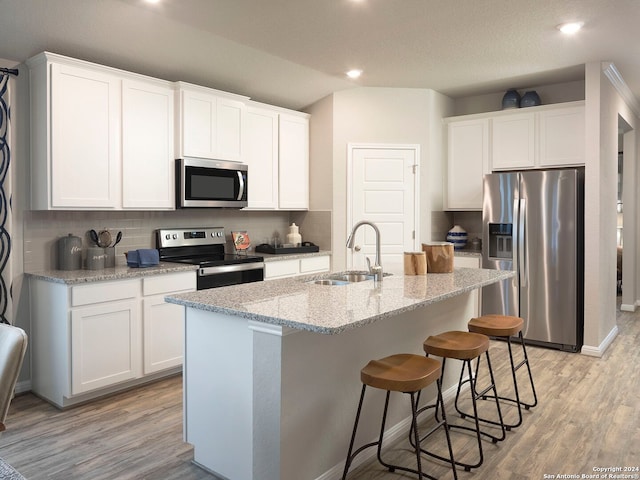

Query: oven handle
left=199, top=262, right=265, bottom=276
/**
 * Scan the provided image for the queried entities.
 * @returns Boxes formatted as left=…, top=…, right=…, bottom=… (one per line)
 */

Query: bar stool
left=463, top=315, right=538, bottom=430
left=416, top=331, right=506, bottom=472
left=341, top=353, right=457, bottom=480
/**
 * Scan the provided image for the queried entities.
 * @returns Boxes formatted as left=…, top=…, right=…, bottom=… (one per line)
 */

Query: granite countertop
left=26, top=262, right=198, bottom=285
left=165, top=268, right=514, bottom=335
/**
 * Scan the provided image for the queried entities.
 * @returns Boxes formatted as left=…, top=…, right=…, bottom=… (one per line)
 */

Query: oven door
left=177, top=157, right=248, bottom=208
left=197, top=262, right=264, bottom=290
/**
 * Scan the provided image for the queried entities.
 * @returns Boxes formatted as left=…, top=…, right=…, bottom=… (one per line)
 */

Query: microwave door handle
left=237, top=171, right=245, bottom=201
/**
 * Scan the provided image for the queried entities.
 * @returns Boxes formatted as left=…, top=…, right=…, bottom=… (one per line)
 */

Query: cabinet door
left=243, top=106, right=279, bottom=209
left=50, top=63, right=119, bottom=208
left=446, top=118, right=489, bottom=210
left=71, top=300, right=141, bottom=394
left=122, top=80, right=175, bottom=209
left=538, top=105, right=585, bottom=167
left=217, top=97, right=244, bottom=161
left=279, top=114, right=309, bottom=209
left=491, top=113, right=535, bottom=170
left=143, top=296, right=185, bottom=374
left=181, top=89, right=217, bottom=159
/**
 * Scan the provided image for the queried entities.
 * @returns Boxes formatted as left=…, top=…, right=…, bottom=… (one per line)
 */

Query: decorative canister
left=520, top=90, right=541, bottom=108
left=57, top=233, right=82, bottom=270
left=86, top=247, right=106, bottom=270
left=422, top=242, right=454, bottom=273
left=446, top=225, right=468, bottom=250
left=285, top=223, right=302, bottom=247
left=501, top=89, right=521, bottom=109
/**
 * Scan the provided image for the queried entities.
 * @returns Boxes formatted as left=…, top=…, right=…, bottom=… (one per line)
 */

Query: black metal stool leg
left=473, top=332, right=538, bottom=429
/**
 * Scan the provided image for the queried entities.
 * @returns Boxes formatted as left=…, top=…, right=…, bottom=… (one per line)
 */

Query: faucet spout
left=346, top=221, right=383, bottom=281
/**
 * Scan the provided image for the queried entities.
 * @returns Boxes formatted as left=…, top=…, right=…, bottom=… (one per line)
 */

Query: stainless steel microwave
left=176, top=157, right=248, bottom=208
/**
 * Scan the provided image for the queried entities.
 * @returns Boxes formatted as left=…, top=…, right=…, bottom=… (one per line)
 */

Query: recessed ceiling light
left=346, top=69, right=362, bottom=79
left=145, top=0, right=161, bottom=4
left=557, top=22, right=584, bottom=34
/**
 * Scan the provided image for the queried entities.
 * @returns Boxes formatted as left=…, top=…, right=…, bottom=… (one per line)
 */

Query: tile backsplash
left=24, top=209, right=332, bottom=272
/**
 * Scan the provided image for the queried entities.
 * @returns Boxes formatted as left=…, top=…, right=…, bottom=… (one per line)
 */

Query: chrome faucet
left=346, top=221, right=383, bottom=282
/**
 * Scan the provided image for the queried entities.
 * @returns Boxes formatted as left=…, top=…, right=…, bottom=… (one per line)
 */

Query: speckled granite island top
left=165, top=267, right=514, bottom=334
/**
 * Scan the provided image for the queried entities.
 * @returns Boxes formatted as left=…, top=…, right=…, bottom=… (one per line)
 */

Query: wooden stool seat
left=423, top=331, right=489, bottom=360
left=468, top=315, right=524, bottom=337
left=361, top=354, right=441, bottom=393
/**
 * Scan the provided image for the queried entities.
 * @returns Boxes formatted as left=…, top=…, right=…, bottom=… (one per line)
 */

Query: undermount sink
left=311, top=279, right=349, bottom=286
left=328, top=273, right=375, bottom=283
left=307, top=271, right=376, bottom=286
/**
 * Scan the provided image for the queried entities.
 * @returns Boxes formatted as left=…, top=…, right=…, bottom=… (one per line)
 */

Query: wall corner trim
left=580, top=325, right=619, bottom=357
left=602, top=62, right=640, bottom=118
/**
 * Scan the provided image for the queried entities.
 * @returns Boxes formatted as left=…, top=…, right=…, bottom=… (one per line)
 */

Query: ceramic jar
left=57, top=233, right=82, bottom=270
left=501, top=89, right=521, bottom=109
left=446, top=225, right=468, bottom=250
left=520, top=91, right=541, bottom=108
left=285, top=223, right=302, bottom=247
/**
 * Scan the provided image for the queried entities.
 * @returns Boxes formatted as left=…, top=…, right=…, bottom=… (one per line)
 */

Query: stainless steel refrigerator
left=481, top=168, right=584, bottom=352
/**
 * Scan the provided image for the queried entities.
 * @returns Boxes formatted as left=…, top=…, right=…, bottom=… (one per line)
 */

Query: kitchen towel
left=126, top=249, right=160, bottom=268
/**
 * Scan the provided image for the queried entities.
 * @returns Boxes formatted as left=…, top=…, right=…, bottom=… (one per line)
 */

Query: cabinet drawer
left=265, top=259, right=299, bottom=279
left=72, top=279, right=140, bottom=307
left=300, top=256, right=330, bottom=273
left=143, top=271, right=196, bottom=296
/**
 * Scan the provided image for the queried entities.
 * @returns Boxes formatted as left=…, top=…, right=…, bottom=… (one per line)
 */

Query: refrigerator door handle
left=519, top=198, right=527, bottom=287
left=513, top=198, right=520, bottom=273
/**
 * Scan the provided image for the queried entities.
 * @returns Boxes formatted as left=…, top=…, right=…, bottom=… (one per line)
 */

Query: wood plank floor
left=1, top=303, right=638, bottom=480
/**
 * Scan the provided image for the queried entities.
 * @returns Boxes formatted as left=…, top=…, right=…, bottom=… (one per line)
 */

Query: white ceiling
left=1, top=0, right=639, bottom=110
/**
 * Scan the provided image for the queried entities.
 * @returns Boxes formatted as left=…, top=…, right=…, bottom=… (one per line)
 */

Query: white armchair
left=0, top=323, right=28, bottom=432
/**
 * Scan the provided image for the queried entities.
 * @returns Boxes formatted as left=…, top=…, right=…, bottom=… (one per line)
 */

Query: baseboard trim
left=14, top=380, right=31, bottom=395
left=581, top=325, right=619, bottom=357
left=620, top=303, right=636, bottom=312
left=315, top=379, right=467, bottom=480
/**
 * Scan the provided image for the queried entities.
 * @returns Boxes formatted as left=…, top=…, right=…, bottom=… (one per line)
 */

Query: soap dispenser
left=286, top=223, right=302, bottom=247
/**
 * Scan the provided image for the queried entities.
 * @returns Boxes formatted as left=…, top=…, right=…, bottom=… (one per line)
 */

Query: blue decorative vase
left=501, top=89, right=521, bottom=110
left=446, top=225, right=468, bottom=250
left=520, top=91, right=541, bottom=108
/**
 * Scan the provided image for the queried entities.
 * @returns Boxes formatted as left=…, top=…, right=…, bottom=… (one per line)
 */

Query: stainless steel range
left=156, top=227, right=264, bottom=290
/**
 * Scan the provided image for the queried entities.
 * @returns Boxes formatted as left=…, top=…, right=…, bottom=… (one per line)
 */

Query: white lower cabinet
left=30, top=271, right=195, bottom=408
left=264, top=255, right=331, bottom=280
left=71, top=299, right=141, bottom=395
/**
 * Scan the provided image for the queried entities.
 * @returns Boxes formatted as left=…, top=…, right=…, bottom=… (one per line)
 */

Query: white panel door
left=181, top=90, right=217, bottom=159
left=349, top=145, right=418, bottom=275
left=243, top=106, right=279, bottom=209
left=143, top=296, right=184, bottom=374
left=279, top=114, right=309, bottom=210
left=122, top=79, right=175, bottom=209
left=50, top=63, right=119, bottom=208
left=491, top=113, right=536, bottom=170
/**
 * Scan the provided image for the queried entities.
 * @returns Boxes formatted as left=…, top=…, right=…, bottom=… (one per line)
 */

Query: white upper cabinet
left=48, top=62, right=120, bottom=208
left=538, top=105, right=585, bottom=167
left=242, top=103, right=310, bottom=211
left=279, top=112, right=310, bottom=210
left=122, top=79, right=175, bottom=209
left=28, top=52, right=175, bottom=210
left=490, top=101, right=585, bottom=171
left=175, top=82, right=247, bottom=162
left=243, top=104, right=279, bottom=209
left=445, top=118, right=490, bottom=210
left=491, top=113, right=536, bottom=170
left=445, top=101, right=585, bottom=209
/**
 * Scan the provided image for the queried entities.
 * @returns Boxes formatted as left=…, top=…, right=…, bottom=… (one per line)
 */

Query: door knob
left=354, top=245, right=361, bottom=252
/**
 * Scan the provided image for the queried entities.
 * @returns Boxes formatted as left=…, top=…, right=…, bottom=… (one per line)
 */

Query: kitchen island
left=165, top=267, right=514, bottom=480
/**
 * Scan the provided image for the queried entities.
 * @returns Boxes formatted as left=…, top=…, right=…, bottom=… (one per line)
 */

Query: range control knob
left=165, top=234, right=171, bottom=240
left=172, top=234, right=178, bottom=239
